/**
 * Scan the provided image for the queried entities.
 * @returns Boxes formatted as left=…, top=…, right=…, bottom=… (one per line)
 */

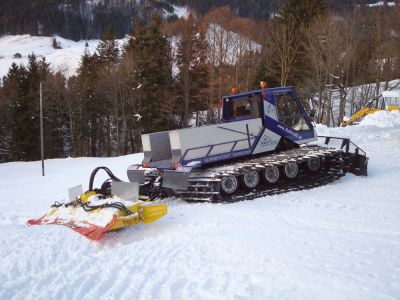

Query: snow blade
left=27, top=213, right=118, bottom=240
left=27, top=198, right=168, bottom=240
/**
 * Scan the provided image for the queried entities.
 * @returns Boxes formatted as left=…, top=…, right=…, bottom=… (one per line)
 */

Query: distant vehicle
left=342, top=89, right=400, bottom=127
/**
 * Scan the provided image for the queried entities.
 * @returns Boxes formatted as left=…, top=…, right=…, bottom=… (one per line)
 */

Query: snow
left=0, top=35, right=125, bottom=79
left=1, top=112, right=400, bottom=299
left=170, top=24, right=261, bottom=76
left=206, top=23, right=261, bottom=66
left=163, top=4, right=190, bottom=19
left=36, top=194, right=140, bottom=228
left=172, top=5, right=189, bottom=19
left=367, top=1, right=396, bottom=7
left=1, top=28, right=261, bottom=81
left=358, top=110, right=400, bottom=128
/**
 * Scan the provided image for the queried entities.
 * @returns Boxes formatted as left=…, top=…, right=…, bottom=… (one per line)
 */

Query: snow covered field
left=1, top=111, right=400, bottom=300
left=0, top=35, right=109, bottom=79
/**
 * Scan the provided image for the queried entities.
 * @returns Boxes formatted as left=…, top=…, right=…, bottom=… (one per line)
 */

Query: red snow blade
left=27, top=215, right=118, bottom=241
left=27, top=198, right=167, bottom=240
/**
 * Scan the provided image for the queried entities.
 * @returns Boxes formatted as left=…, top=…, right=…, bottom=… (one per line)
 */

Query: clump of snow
left=42, top=203, right=117, bottom=227
left=359, top=110, right=400, bottom=128
left=37, top=195, right=140, bottom=228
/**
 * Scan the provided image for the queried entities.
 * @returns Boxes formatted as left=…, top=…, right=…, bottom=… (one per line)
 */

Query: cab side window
left=226, top=95, right=261, bottom=120
left=275, top=91, right=310, bottom=131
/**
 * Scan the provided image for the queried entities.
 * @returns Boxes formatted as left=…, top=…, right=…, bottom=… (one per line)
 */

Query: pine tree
left=3, top=55, right=66, bottom=160
left=41, top=71, right=68, bottom=159
left=73, top=52, right=100, bottom=156
left=97, top=27, right=120, bottom=70
left=23, top=54, right=52, bottom=160
left=4, top=63, right=30, bottom=160
left=127, top=17, right=175, bottom=133
left=277, top=0, right=326, bottom=27
left=176, top=15, right=209, bottom=127
left=0, top=81, right=11, bottom=161
left=95, top=27, right=121, bottom=156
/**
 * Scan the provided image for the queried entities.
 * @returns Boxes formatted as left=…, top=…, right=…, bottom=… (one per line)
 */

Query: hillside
left=0, top=27, right=261, bottom=79
left=0, top=35, right=106, bottom=79
left=0, top=0, right=358, bottom=40
left=0, top=111, right=399, bottom=299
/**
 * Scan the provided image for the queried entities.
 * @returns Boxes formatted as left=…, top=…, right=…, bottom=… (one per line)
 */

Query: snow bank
left=359, top=110, right=400, bottom=128
left=316, top=110, right=400, bottom=142
left=1, top=113, right=400, bottom=299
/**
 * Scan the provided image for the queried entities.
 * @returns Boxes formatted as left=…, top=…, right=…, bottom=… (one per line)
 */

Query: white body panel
left=264, top=100, right=278, bottom=121
left=169, top=118, right=263, bottom=161
left=252, top=128, right=281, bottom=154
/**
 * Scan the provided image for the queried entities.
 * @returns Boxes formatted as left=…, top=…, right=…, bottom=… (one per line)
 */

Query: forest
left=0, top=0, right=399, bottom=162
left=1, top=0, right=356, bottom=40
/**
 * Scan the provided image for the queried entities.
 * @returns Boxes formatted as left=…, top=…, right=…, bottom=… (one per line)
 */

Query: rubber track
left=178, top=147, right=350, bottom=203
left=220, top=166, right=345, bottom=203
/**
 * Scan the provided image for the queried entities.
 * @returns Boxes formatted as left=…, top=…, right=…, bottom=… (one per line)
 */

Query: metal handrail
left=182, top=137, right=255, bottom=162
left=317, top=135, right=366, bottom=156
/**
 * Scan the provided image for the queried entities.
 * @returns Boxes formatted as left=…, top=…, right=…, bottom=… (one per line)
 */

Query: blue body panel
left=152, top=86, right=315, bottom=171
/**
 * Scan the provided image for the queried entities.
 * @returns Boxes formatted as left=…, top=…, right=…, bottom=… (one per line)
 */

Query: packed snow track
left=1, top=111, right=400, bottom=300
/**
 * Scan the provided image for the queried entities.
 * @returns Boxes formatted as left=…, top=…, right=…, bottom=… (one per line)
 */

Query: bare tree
left=304, top=12, right=359, bottom=125
left=267, top=17, right=299, bottom=87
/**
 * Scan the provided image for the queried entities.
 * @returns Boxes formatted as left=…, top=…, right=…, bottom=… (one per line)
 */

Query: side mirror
left=308, top=109, right=316, bottom=119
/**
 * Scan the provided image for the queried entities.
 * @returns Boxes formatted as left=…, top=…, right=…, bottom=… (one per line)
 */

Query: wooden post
left=40, top=82, right=45, bottom=176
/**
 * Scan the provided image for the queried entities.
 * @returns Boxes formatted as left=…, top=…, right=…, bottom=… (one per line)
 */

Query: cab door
left=271, top=88, right=316, bottom=144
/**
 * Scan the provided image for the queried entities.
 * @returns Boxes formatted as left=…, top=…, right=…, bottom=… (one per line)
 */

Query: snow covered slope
left=1, top=29, right=260, bottom=80
left=0, top=35, right=125, bottom=79
left=1, top=111, right=400, bottom=299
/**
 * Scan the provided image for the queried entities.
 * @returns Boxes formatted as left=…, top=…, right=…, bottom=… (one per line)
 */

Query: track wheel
left=307, top=157, right=321, bottom=172
left=220, top=175, right=238, bottom=195
left=284, top=161, right=298, bottom=179
left=242, top=170, right=260, bottom=189
left=264, top=165, right=280, bottom=184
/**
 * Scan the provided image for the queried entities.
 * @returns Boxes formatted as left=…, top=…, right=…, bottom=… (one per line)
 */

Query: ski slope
left=1, top=111, right=400, bottom=300
left=0, top=35, right=129, bottom=79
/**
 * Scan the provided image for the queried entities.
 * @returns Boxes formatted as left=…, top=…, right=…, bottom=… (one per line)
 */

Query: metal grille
left=141, top=134, right=151, bottom=152
left=149, top=132, right=172, bottom=162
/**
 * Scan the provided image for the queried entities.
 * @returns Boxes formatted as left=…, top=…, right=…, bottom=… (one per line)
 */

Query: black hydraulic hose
left=88, top=166, right=122, bottom=191
left=80, top=201, right=132, bottom=215
left=49, top=167, right=134, bottom=213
